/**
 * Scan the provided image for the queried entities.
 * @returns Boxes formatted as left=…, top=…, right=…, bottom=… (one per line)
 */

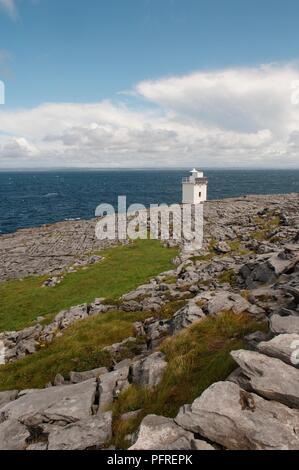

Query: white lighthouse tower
left=182, top=169, right=208, bottom=204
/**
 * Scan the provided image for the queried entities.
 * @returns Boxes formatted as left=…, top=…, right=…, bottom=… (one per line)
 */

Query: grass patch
left=163, top=275, right=177, bottom=285
left=0, top=240, right=177, bottom=332
left=0, top=310, right=151, bottom=391
left=218, top=269, right=237, bottom=287
left=250, top=215, right=281, bottom=242
left=190, top=238, right=219, bottom=264
left=111, top=312, right=267, bottom=448
left=250, top=230, right=267, bottom=241
left=159, top=300, right=187, bottom=319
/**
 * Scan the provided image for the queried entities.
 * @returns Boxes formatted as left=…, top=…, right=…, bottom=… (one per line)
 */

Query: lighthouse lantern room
left=182, top=169, right=208, bottom=204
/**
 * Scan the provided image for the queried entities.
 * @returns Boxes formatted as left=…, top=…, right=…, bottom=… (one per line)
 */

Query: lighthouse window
left=199, top=192, right=202, bottom=197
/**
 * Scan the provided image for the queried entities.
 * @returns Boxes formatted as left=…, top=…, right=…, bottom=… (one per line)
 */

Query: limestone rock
left=207, top=292, right=250, bottom=315
left=69, top=367, right=108, bottom=384
left=0, top=419, right=30, bottom=451
left=0, top=379, right=97, bottom=423
left=256, top=334, right=299, bottom=368
left=231, top=349, right=299, bottom=409
left=53, top=374, right=65, bottom=386
left=270, top=314, right=299, bottom=335
left=98, top=367, right=129, bottom=411
left=0, top=390, right=18, bottom=408
left=47, top=413, right=112, bottom=450
left=215, top=241, right=231, bottom=254
left=239, top=256, right=277, bottom=289
left=239, top=250, right=299, bottom=289
left=175, top=381, right=299, bottom=450
left=129, top=414, right=197, bottom=450
left=171, top=300, right=205, bottom=332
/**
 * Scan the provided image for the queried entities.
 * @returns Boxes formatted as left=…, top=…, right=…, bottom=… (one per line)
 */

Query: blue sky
left=1, top=0, right=299, bottom=108
left=0, top=0, right=299, bottom=168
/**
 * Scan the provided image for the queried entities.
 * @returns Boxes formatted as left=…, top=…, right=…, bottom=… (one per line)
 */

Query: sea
left=0, top=169, right=299, bottom=235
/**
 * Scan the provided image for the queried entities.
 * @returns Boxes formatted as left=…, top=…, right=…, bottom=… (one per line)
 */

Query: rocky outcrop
left=270, top=314, right=299, bottom=335
left=231, top=350, right=299, bottom=408
left=0, top=325, right=43, bottom=362
left=175, top=381, right=299, bottom=450
left=130, top=414, right=214, bottom=450
left=0, top=218, right=126, bottom=281
left=98, top=365, right=130, bottom=411
left=0, top=379, right=112, bottom=450
left=69, top=367, right=108, bottom=384
left=239, top=249, right=299, bottom=289
left=1, top=193, right=299, bottom=450
left=206, top=292, right=251, bottom=315
left=256, top=334, right=299, bottom=368
left=0, top=390, right=18, bottom=408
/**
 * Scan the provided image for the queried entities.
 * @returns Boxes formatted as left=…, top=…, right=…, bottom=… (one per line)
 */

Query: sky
left=0, top=0, right=299, bottom=168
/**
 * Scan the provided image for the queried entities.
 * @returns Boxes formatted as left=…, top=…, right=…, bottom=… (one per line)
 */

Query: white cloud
left=0, top=0, right=18, bottom=19
left=1, top=64, right=299, bottom=168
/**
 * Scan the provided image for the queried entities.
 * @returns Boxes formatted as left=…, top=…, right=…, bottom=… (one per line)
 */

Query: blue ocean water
left=0, top=169, right=298, bottom=235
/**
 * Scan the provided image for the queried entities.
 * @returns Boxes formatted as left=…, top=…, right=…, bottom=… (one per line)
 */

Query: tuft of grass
left=251, top=230, right=267, bottom=241
left=111, top=412, right=143, bottom=449
left=163, top=275, right=177, bottom=285
left=228, top=240, right=241, bottom=252
left=190, top=239, right=219, bottom=264
left=159, top=300, right=187, bottom=319
left=111, top=312, right=268, bottom=448
left=191, top=253, right=214, bottom=263
left=218, top=269, right=237, bottom=287
left=0, top=240, right=178, bottom=332
left=0, top=310, right=151, bottom=391
left=250, top=215, right=281, bottom=242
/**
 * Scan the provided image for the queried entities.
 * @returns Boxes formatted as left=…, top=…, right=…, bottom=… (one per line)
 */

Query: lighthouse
left=182, top=169, right=208, bottom=204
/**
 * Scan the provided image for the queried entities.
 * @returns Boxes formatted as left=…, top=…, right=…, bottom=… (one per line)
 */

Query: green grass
left=0, top=310, right=151, bottom=391
left=111, top=311, right=267, bottom=448
left=218, top=269, right=237, bottom=287
left=0, top=240, right=178, bottom=332
left=250, top=215, right=281, bottom=242
left=163, top=275, right=177, bottom=285
left=159, top=300, right=187, bottom=319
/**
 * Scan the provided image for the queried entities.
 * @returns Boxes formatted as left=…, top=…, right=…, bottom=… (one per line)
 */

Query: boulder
left=256, top=334, right=299, bottom=368
left=98, top=367, right=129, bottom=411
left=240, top=250, right=299, bottom=289
left=144, top=320, right=171, bottom=349
left=0, top=419, right=30, bottom=450
left=0, top=379, right=112, bottom=450
left=0, top=379, right=97, bottom=424
left=215, top=241, right=231, bottom=254
left=207, top=292, right=250, bottom=315
left=231, top=350, right=299, bottom=409
left=239, top=255, right=277, bottom=289
left=0, top=390, right=18, bottom=408
left=268, top=250, right=299, bottom=276
left=282, top=286, right=299, bottom=305
left=270, top=314, right=299, bottom=335
left=47, top=413, right=112, bottom=450
left=53, top=374, right=65, bottom=386
left=131, top=352, right=167, bottom=389
left=69, top=367, right=108, bottom=384
left=129, top=414, right=197, bottom=450
left=175, top=381, right=299, bottom=450
left=171, top=300, right=205, bottom=332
